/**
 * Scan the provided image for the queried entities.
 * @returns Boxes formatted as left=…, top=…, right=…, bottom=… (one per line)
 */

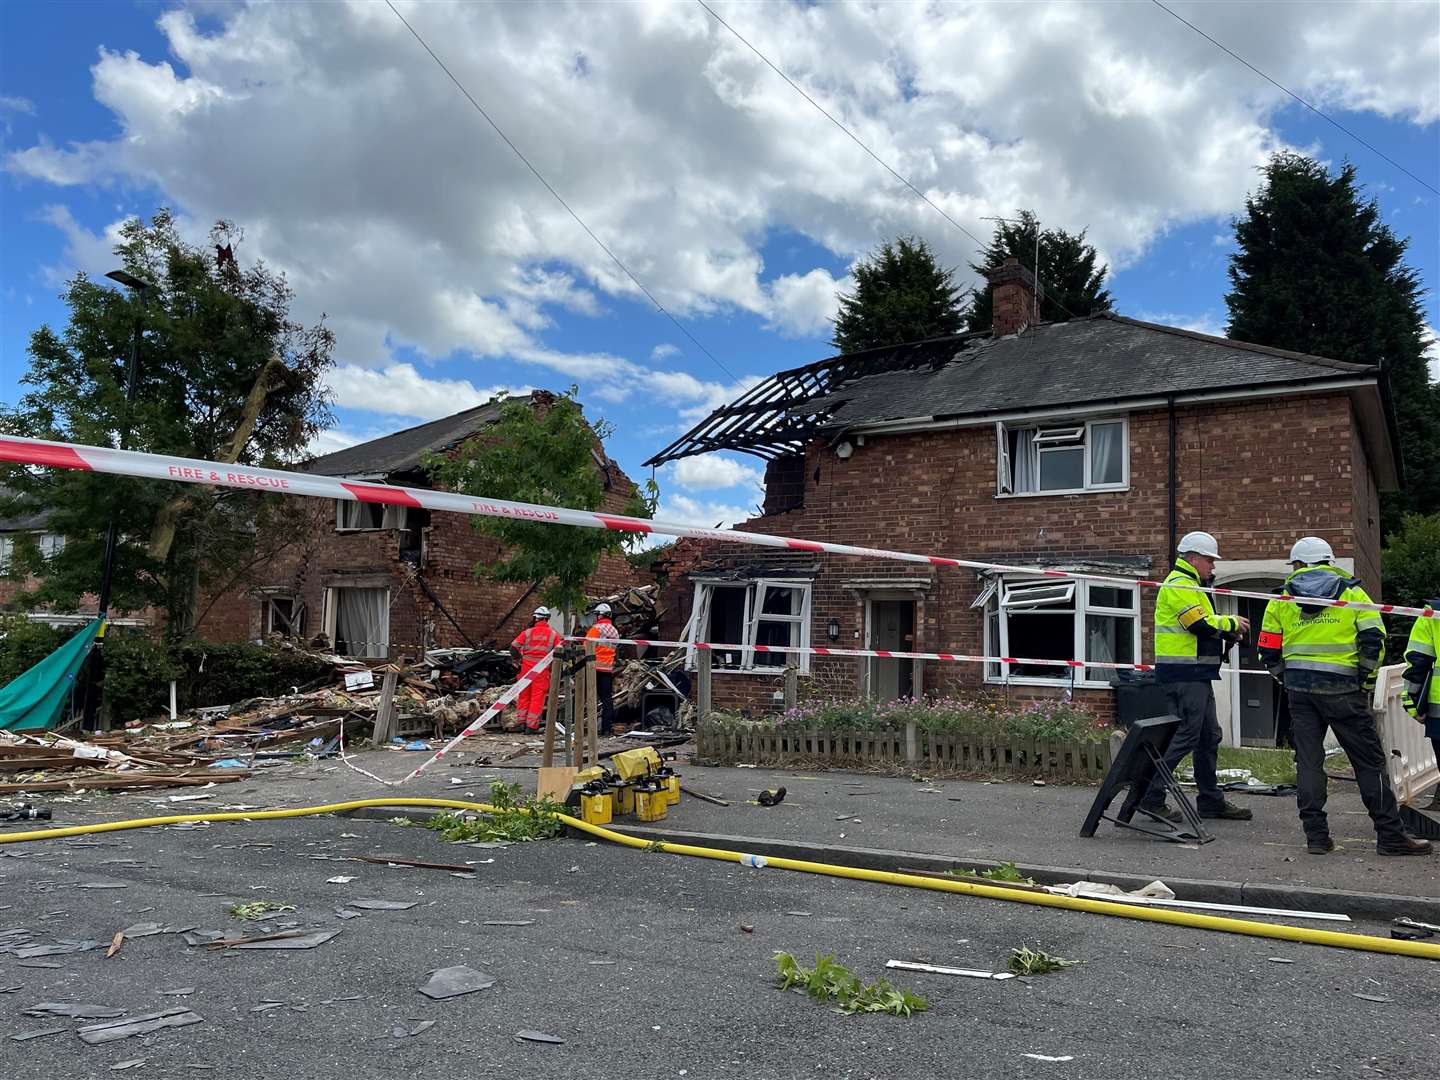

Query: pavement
left=3, top=808, right=1439, bottom=1079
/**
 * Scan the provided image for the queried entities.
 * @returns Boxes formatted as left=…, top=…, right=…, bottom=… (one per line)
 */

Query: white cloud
left=306, top=427, right=365, bottom=458
left=651, top=343, right=680, bottom=362
left=326, top=363, right=530, bottom=420
left=1134, top=309, right=1228, bottom=338
left=0, top=95, right=35, bottom=115
left=655, top=492, right=759, bottom=531
left=1423, top=324, right=1440, bottom=382
left=4, top=0, right=1436, bottom=400
left=36, top=205, right=134, bottom=285
left=670, top=453, right=765, bottom=492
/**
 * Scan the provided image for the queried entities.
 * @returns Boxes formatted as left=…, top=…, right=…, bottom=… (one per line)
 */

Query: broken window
left=336, top=500, right=415, bottom=531
left=996, top=417, right=1127, bottom=495
left=983, top=575, right=1138, bottom=686
left=688, top=579, right=812, bottom=673
left=325, top=586, right=389, bottom=658
left=262, top=595, right=305, bottom=638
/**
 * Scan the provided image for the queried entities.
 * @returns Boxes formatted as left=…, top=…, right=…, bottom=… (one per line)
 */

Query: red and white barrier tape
left=574, top=636, right=1271, bottom=677
left=398, top=651, right=555, bottom=783
left=1, top=434, right=1432, bottom=620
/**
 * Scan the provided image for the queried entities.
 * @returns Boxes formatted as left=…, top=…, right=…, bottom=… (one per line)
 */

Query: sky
left=2, top=0, right=1437, bottom=534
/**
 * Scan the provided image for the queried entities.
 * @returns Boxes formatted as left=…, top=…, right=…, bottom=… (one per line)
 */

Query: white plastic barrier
left=1373, top=664, right=1439, bottom=806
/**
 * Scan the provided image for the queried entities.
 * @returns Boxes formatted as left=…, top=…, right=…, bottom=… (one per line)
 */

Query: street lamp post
left=82, top=269, right=152, bottom=731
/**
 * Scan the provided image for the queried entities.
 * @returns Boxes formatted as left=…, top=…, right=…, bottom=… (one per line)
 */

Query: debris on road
left=515, top=1029, right=565, bottom=1044
left=1023, top=1053, right=1075, bottom=1062
left=23, top=1002, right=124, bottom=1019
left=417, top=965, right=496, bottom=1000
left=77, top=1007, right=204, bottom=1045
left=773, top=952, right=927, bottom=1017
left=757, top=786, right=786, bottom=807
left=10, top=1026, right=66, bottom=1042
left=347, top=899, right=418, bottom=911
left=354, top=854, right=474, bottom=873
left=106, top=931, right=124, bottom=958
left=1007, top=946, right=1081, bottom=975
left=389, top=1020, right=437, bottom=1038
left=228, top=901, right=296, bottom=921
left=886, top=960, right=1016, bottom=981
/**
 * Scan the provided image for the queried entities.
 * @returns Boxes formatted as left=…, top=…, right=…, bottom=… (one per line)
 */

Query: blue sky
left=2, top=1, right=1436, bottom=529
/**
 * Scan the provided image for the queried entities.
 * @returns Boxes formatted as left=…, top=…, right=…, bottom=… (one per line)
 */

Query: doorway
left=1217, top=582, right=1280, bottom=747
left=866, top=599, right=915, bottom=701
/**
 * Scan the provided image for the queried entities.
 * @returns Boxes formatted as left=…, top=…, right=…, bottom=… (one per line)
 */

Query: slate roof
left=809, top=313, right=1375, bottom=428
left=304, top=397, right=516, bottom=478
left=0, top=486, right=52, bottom=532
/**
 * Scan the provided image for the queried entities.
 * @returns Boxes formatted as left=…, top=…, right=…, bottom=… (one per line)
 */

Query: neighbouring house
left=194, top=391, right=645, bottom=658
left=647, top=258, right=1400, bottom=743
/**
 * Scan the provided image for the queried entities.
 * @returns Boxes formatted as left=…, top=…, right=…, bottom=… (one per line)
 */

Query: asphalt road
left=2, top=812, right=1437, bottom=1079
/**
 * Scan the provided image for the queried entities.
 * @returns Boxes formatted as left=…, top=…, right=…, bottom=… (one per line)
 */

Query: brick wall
left=195, top=453, right=646, bottom=655
left=672, top=390, right=1379, bottom=720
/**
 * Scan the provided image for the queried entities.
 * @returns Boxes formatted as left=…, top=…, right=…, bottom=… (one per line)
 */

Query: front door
left=867, top=600, right=915, bottom=701
left=1218, top=585, right=1280, bottom=747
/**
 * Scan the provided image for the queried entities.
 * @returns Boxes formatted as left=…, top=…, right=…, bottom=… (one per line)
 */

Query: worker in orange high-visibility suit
left=585, top=603, right=621, bottom=736
left=509, top=607, right=561, bottom=733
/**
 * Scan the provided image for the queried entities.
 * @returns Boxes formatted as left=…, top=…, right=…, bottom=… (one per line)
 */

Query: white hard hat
left=595, top=603, right=612, bottom=615
left=1289, top=536, right=1334, bottom=565
left=532, top=606, right=551, bottom=619
left=1177, top=531, right=1221, bottom=559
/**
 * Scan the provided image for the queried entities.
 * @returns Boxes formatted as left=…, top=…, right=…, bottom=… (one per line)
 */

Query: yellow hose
left=3, top=797, right=1436, bottom=961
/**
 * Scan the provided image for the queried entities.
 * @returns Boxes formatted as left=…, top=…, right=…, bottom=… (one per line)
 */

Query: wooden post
left=585, top=657, right=599, bottom=766
left=784, top=665, right=798, bottom=711
left=372, top=668, right=399, bottom=745
left=571, top=657, right=587, bottom=767
left=562, top=660, right=576, bottom=767
left=905, top=720, right=918, bottom=764
left=541, top=652, right=562, bottom=768
left=697, top=649, right=713, bottom=723
left=856, top=655, right=868, bottom=698
left=912, top=657, right=924, bottom=700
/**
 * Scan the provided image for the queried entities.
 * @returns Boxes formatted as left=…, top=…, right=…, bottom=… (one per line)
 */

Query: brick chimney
left=986, top=256, right=1045, bottom=337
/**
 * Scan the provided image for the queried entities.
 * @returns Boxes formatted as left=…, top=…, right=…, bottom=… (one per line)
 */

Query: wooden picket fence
left=694, top=721, right=1114, bottom=781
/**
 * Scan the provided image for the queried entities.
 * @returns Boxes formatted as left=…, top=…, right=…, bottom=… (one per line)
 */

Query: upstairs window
left=997, top=417, right=1127, bottom=495
left=688, top=579, right=812, bottom=673
left=336, top=500, right=416, bottom=531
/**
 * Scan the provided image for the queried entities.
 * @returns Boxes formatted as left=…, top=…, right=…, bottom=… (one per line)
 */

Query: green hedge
left=0, top=616, right=335, bottom=725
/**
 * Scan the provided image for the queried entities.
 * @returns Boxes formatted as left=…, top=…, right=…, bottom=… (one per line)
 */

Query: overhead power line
left=695, top=1, right=1082, bottom=321
left=1150, top=0, right=1439, bottom=198
left=383, top=0, right=739, bottom=381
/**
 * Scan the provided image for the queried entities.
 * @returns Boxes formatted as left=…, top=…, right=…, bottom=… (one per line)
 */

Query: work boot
left=1142, top=804, right=1182, bottom=824
left=1377, top=836, right=1433, bottom=856
left=1199, top=801, right=1253, bottom=821
left=1306, top=836, right=1335, bottom=855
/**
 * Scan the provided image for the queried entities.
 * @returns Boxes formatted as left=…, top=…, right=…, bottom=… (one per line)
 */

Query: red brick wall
left=195, top=451, right=646, bottom=655
left=673, top=391, right=1379, bottom=720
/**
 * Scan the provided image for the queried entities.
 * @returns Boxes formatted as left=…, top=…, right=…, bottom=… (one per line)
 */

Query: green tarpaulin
left=0, top=618, right=102, bottom=732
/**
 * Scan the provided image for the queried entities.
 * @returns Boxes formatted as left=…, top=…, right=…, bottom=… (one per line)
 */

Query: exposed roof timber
left=644, top=334, right=972, bottom=465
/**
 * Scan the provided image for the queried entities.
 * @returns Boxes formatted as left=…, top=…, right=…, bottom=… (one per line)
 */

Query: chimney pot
left=985, top=257, right=1045, bottom=337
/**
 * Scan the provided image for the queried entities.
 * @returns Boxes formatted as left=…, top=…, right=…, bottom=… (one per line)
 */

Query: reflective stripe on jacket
left=1153, top=558, right=1238, bottom=683
left=512, top=622, right=561, bottom=665
left=1402, top=603, right=1440, bottom=719
left=586, top=618, right=619, bottom=672
left=1259, top=565, right=1384, bottom=694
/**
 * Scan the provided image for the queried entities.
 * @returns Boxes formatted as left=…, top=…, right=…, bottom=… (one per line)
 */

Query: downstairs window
left=983, top=576, right=1139, bottom=686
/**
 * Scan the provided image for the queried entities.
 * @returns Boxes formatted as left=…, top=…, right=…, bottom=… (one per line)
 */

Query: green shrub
left=103, top=635, right=182, bottom=723
left=0, top=615, right=65, bottom=686
left=170, top=641, right=333, bottom=711
left=754, top=693, right=1107, bottom=742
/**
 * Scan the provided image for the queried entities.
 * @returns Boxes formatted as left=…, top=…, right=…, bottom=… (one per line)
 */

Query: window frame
left=323, top=585, right=391, bottom=658
left=984, top=574, right=1140, bottom=688
left=995, top=415, right=1129, bottom=497
left=335, top=501, right=414, bottom=532
left=262, top=594, right=305, bottom=638
left=687, top=578, right=813, bottom=674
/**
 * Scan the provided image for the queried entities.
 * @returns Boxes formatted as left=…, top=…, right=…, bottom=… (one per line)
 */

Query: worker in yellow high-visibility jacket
left=1400, top=601, right=1440, bottom=810
left=1259, top=537, right=1430, bottom=857
left=1140, top=531, right=1252, bottom=823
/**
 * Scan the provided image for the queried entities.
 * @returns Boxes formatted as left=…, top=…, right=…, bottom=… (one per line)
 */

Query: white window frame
left=687, top=578, right=813, bottom=674
left=335, top=501, right=413, bottom=532
left=984, top=575, right=1139, bottom=688
left=37, top=533, right=65, bottom=558
left=323, top=585, right=391, bottom=658
left=0, top=536, right=12, bottom=573
left=262, top=594, right=305, bottom=638
left=996, top=416, right=1129, bottom=497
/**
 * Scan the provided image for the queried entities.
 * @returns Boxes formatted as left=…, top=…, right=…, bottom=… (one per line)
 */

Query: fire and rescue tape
left=0, top=797, right=1435, bottom=961
left=569, top=636, right=1272, bottom=676
left=1, top=433, right=1433, bottom=621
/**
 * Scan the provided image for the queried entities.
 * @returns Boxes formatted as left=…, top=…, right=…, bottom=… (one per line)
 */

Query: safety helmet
left=1177, top=531, right=1221, bottom=559
left=532, top=606, right=551, bottom=619
left=595, top=603, right=612, bottom=615
left=1289, top=536, right=1334, bottom=565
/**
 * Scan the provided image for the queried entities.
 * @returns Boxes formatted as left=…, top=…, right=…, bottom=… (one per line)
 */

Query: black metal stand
left=1081, top=715, right=1213, bottom=845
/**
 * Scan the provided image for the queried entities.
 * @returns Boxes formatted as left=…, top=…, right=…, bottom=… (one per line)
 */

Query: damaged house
left=196, top=391, right=644, bottom=657
left=648, top=259, right=1400, bottom=742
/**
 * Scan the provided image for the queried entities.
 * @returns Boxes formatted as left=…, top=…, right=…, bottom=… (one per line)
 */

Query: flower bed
left=695, top=696, right=1116, bottom=780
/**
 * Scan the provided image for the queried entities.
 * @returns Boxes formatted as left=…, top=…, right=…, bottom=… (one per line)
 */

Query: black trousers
left=595, top=671, right=615, bottom=734
left=1142, top=681, right=1225, bottom=813
left=1289, top=690, right=1406, bottom=845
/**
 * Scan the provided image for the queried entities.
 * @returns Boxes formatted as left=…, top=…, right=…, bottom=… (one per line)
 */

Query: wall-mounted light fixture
left=826, top=618, right=841, bottom=642
left=835, top=440, right=854, bottom=460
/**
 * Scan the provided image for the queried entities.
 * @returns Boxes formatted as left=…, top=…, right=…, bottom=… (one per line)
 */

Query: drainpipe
left=1167, top=397, right=1178, bottom=564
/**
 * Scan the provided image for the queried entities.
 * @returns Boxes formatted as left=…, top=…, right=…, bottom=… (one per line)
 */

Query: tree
left=1382, top=513, right=1440, bottom=609
left=831, top=236, right=968, bottom=354
left=423, top=390, right=655, bottom=620
left=0, top=210, right=334, bottom=638
left=1224, top=152, right=1439, bottom=531
left=966, top=210, right=1112, bottom=332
